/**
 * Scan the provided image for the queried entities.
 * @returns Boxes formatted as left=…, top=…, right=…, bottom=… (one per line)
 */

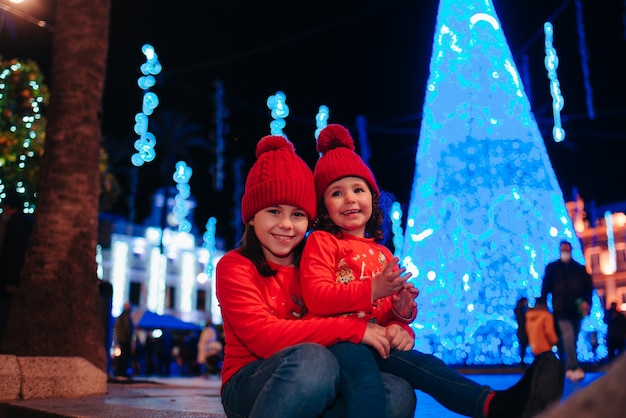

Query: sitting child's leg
left=374, top=348, right=563, bottom=418
left=324, top=372, right=416, bottom=418
left=329, top=342, right=387, bottom=418
left=380, top=372, right=416, bottom=418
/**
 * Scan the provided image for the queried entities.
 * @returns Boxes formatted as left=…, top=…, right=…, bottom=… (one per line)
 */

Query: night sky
left=1, top=0, right=625, bottom=246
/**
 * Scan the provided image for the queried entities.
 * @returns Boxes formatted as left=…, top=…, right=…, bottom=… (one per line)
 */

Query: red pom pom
left=316, top=124, right=355, bottom=154
left=256, top=135, right=294, bottom=158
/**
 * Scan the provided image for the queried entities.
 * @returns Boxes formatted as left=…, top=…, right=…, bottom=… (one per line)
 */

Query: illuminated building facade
left=97, top=188, right=223, bottom=326
left=567, top=196, right=626, bottom=311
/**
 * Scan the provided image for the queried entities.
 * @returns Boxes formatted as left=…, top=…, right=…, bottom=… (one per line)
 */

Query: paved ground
left=0, top=369, right=605, bottom=417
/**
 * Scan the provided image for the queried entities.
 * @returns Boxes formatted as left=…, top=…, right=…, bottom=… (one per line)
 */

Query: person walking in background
left=99, top=280, right=114, bottom=376
left=113, top=301, right=135, bottom=378
left=541, top=240, right=594, bottom=383
left=300, top=123, right=565, bottom=418
left=514, top=297, right=529, bottom=368
left=526, top=296, right=559, bottom=357
left=0, top=191, right=34, bottom=341
left=604, top=301, right=626, bottom=362
left=197, top=319, right=223, bottom=377
left=216, top=134, right=417, bottom=418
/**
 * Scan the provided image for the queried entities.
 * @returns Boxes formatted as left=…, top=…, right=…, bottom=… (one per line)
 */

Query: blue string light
left=355, top=115, right=371, bottom=165
left=543, top=23, right=565, bottom=142
left=172, top=161, right=193, bottom=232
left=266, top=91, right=289, bottom=137
left=605, top=212, right=616, bottom=274
left=203, top=217, right=217, bottom=278
left=131, top=44, right=162, bottom=166
left=391, top=201, right=404, bottom=257
left=574, top=0, right=595, bottom=120
left=213, top=80, right=226, bottom=191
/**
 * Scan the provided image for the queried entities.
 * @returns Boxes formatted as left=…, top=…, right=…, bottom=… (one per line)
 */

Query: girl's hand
left=361, top=322, right=391, bottom=359
left=371, top=257, right=412, bottom=302
left=392, top=283, right=419, bottom=319
left=386, top=324, right=415, bottom=351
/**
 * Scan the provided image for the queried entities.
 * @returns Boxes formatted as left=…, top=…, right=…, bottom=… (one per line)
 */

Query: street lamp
left=0, top=0, right=54, bottom=31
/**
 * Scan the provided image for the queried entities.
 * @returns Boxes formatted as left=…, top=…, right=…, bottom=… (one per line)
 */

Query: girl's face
left=251, top=204, right=309, bottom=266
left=323, top=176, right=372, bottom=238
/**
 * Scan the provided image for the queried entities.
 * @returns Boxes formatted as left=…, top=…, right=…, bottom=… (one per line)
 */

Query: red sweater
left=216, top=250, right=367, bottom=386
left=300, top=231, right=415, bottom=333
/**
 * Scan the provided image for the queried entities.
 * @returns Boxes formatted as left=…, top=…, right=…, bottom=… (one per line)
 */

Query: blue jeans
left=221, top=343, right=416, bottom=418
left=328, top=342, right=386, bottom=418
left=374, top=349, right=492, bottom=418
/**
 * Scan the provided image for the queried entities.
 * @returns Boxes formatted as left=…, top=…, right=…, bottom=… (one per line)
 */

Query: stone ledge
left=0, top=355, right=106, bottom=401
left=0, top=355, right=20, bottom=401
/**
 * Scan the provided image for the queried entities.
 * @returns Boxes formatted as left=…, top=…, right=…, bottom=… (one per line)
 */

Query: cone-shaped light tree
left=401, top=0, right=604, bottom=365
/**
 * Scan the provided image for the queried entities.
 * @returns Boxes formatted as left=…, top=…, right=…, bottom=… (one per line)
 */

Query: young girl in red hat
left=301, top=123, right=565, bottom=418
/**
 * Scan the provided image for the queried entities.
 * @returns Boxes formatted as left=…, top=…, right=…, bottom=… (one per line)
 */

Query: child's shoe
left=487, top=351, right=564, bottom=418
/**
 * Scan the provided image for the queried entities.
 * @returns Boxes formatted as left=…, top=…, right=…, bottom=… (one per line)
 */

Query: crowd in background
left=110, top=306, right=224, bottom=379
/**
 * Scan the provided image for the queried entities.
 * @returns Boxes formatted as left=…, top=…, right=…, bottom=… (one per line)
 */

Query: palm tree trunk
left=0, top=0, right=111, bottom=372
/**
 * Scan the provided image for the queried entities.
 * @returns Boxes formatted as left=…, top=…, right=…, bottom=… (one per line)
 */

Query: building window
left=166, top=286, right=176, bottom=309
left=595, top=289, right=606, bottom=309
left=197, top=289, right=206, bottom=311
left=616, top=248, right=626, bottom=271
left=129, top=282, right=141, bottom=306
left=590, top=252, right=601, bottom=274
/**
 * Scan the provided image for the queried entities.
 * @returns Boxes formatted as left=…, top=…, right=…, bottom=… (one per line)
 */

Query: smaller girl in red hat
left=301, top=124, right=565, bottom=418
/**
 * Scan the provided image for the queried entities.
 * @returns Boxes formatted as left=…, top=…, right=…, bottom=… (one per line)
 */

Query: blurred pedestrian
left=526, top=296, right=559, bottom=356
left=99, top=280, right=114, bottom=376
left=113, top=302, right=135, bottom=378
left=604, top=302, right=626, bottom=362
left=0, top=191, right=34, bottom=341
left=197, top=320, right=223, bottom=377
left=541, top=240, right=594, bottom=382
left=514, top=296, right=529, bottom=368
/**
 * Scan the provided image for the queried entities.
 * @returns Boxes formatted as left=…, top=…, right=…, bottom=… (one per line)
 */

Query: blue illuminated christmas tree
left=401, top=0, right=605, bottom=365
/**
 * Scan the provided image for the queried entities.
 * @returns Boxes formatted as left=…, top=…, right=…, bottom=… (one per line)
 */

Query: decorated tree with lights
left=0, top=57, right=120, bottom=212
left=401, top=0, right=604, bottom=365
left=0, top=58, right=48, bottom=207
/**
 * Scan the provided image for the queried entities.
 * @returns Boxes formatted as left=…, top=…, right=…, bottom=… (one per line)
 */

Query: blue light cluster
left=401, top=0, right=605, bottom=365
left=266, top=91, right=289, bottom=137
left=172, top=161, right=193, bottom=232
left=132, top=44, right=162, bottom=166
left=314, top=105, right=329, bottom=140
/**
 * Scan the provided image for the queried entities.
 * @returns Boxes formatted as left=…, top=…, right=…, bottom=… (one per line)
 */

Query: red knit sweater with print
left=300, top=230, right=416, bottom=334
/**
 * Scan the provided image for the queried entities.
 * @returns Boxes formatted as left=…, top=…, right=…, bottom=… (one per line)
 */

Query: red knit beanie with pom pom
left=241, top=135, right=316, bottom=223
left=314, top=124, right=379, bottom=199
